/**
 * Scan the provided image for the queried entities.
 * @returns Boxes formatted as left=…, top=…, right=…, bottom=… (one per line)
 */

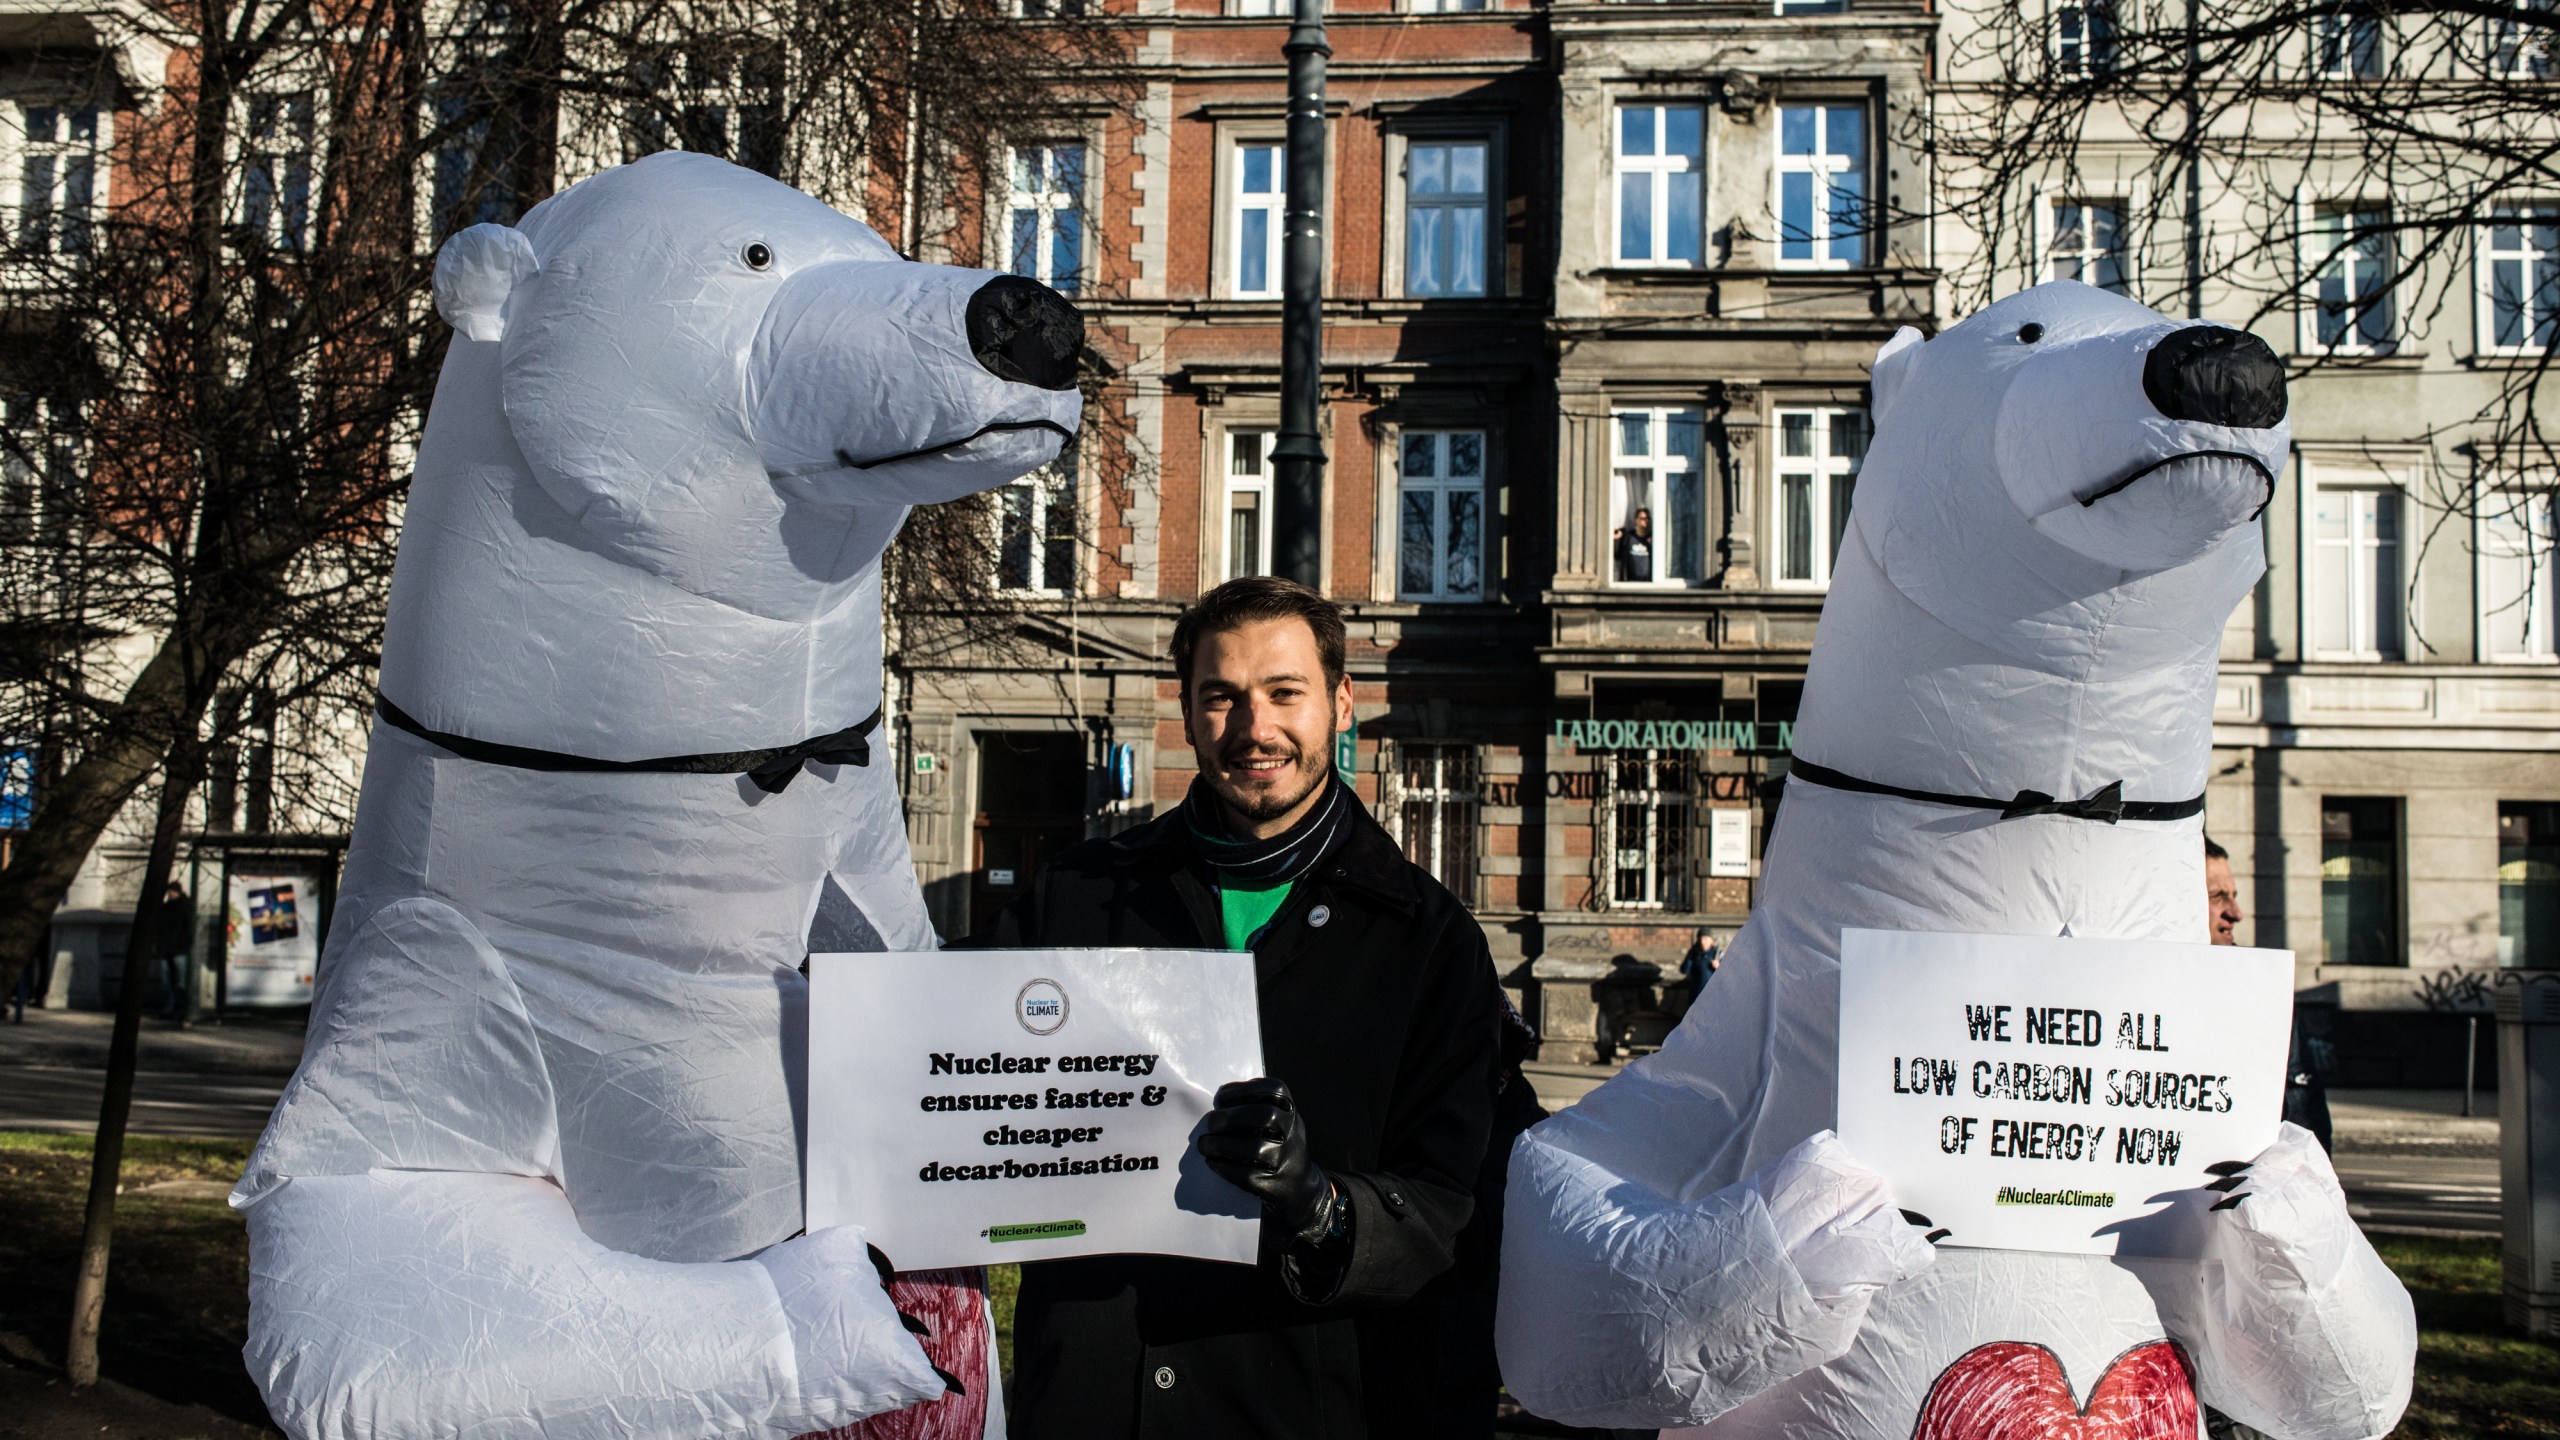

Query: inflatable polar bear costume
left=1497, top=283, right=2417, bottom=1439
left=230, top=153, right=1081, bottom=1440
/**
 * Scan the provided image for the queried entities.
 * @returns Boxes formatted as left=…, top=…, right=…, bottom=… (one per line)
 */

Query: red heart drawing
left=1913, top=1340, right=2197, bottom=1440
left=798, top=1267, right=990, bottom=1440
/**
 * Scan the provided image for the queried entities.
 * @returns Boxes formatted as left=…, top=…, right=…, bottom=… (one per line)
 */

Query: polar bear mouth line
left=823, top=419, right=1078, bottom=474
left=2072, top=449, right=2276, bottom=521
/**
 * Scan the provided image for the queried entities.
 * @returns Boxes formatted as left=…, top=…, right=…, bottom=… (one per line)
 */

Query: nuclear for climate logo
left=1016, top=978, right=1068, bottom=1035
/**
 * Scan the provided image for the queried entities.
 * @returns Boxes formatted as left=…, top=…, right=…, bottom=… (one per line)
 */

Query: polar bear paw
left=1748, top=1130, right=1939, bottom=1301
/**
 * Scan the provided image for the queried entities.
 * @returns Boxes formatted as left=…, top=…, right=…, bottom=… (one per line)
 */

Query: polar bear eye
left=742, top=242, right=774, bottom=271
left=2017, top=323, right=2045, bottom=344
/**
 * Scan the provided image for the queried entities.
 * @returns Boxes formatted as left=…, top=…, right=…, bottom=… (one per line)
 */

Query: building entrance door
left=971, top=731, right=1086, bottom=936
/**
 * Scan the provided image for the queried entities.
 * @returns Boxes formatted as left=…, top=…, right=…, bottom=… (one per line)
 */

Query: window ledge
left=2462, top=351, right=2557, bottom=370
left=2295, top=350, right=2427, bottom=370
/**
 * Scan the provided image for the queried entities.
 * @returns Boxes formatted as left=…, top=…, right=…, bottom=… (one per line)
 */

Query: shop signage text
left=1554, top=718, right=1794, bottom=755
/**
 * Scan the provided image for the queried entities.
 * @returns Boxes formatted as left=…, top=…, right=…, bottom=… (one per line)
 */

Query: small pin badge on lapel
left=1308, top=904, right=1332, bottom=928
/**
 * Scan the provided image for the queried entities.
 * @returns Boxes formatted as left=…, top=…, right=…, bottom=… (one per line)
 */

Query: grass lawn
left=2372, top=1233, right=2560, bottom=1439
left=0, top=1129, right=2551, bottom=1438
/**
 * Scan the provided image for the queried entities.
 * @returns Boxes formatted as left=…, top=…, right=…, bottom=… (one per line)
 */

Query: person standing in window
left=1614, top=506, right=1655, bottom=583
left=974, top=576, right=1518, bottom=1438
left=153, top=882, right=194, bottom=1021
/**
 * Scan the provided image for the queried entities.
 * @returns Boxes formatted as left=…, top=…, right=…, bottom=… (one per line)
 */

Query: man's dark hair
left=1171, top=576, right=1347, bottom=695
left=2203, top=836, right=2229, bottom=862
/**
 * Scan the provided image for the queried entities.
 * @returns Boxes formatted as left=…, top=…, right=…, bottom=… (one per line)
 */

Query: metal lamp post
left=1272, top=0, right=1329, bottom=589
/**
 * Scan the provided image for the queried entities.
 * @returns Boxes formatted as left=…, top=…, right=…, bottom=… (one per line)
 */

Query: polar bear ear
left=433, top=224, right=540, bottom=343
left=1868, top=325, right=1925, bottom=428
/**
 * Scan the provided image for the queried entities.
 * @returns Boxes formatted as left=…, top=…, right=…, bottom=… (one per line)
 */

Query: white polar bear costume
left=230, top=152, right=1081, bottom=1440
left=1497, top=283, right=2417, bottom=1440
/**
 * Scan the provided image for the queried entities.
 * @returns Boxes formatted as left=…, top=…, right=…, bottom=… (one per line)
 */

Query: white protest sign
left=806, top=947, right=1265, bottom=1271
left=1835, top=928, right=2292, bottom=1256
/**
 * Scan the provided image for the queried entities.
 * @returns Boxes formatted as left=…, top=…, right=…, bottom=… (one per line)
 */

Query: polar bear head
left=1847, top=281, right=2288, bottom=675
left=430, top=152, right=1082, bottom=618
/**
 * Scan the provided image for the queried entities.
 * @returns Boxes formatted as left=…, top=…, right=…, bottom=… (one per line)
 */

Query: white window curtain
left=2482, top=491, right=2558, bottom=662
left=2049, top=199, right=2128, bottom=293
left=1406, top=139, right=1489, bottom=297
left=2310, top=485, right=2404, bottom=659
left=1773, top=406, right=1868, bottom=587
left=1225, top=430, right=1277, bottom=580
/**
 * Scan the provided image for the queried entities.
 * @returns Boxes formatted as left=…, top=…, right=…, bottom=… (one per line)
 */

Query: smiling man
left=971, top=576, right=1513, bottom=1439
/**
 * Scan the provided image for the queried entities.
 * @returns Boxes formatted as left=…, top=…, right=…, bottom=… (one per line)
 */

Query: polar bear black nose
left=2142, top=325, right=2286, bottom=430
left=967, top=275, right=1083, bottom=392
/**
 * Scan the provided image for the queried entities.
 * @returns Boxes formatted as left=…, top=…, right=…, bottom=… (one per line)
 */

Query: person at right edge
left=970, top=576, right=1529, bottom=1439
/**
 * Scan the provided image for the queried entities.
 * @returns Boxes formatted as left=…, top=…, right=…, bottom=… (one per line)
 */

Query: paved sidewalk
left=0, top=1008, right=306, bottom=1077
left=0, top=1009, right=306, bottom=1138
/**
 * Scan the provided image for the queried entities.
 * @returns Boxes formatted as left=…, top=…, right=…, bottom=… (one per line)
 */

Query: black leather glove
left=1198, top=1077, right=1337, bottom=1248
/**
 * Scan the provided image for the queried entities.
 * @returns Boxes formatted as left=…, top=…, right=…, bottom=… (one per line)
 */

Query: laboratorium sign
left=1554, top=718, right=1794, bottom=754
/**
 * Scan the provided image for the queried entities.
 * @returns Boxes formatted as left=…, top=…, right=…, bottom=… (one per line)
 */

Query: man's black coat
left=968, top=796, right=1506, bottom=1440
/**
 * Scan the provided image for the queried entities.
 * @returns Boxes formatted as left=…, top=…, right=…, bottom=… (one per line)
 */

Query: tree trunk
left=64, top=735, right=205, bottom=1387
left=0, top=634, right=215, bottom=1008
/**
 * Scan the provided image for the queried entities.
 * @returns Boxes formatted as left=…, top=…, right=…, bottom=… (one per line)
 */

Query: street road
left=0, top=1064, right=287, bottom=1138
left=0, top=1061, right=2509, bottom=1236
left=2334, top=1149, right=2501, bottom=1237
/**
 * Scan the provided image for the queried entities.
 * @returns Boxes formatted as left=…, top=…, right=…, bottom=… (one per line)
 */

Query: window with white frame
left=2048, top=199, right=2128, bottom=293
left=996, top=453, right=1078, bottom=594
left=239, top=91, right=317, bottom=251
left=1390, top=741, right=1479, bottom=900
left=1232, top=141, right=1285, bottom=298
left=2312, top=3, right=2384, bottom=77
left=1225, top=429, right=1276, bottom=580
left=1604, top=750, right=1692, bottom=911
left=13, top=103, right=101, bottom=257
left=0, top=392, right=78, bottom=540
left=1232, top=0, right=1286, bottom=16
left=1411, top=0, right=1488, bottom=10
left=1399, top=430, right=1486, bottom=601
left=1007, top=142, right=1085, bottom=294
left=2487, top=0, right=2554, bottom=76
left=1405, top=139, right=1489, bottom=297
left=1773, top=407, right=1868, bottom=588
left=1777, top=103, right=1868, bottom=268
left=2483, top=204, right=2558, bottom=354
left=2310, top=482, right=2405, bottom=660
left=2308, top=204, right=2394, bottom=351
left=1610, top=408, right=1707, bottom=587
left=2053, top=0, right=2118, bottom=73
left=1016, top=0, right=1086, bottom=14
left=2482, top=490, right=2557, bottom=662
left=1614, top=105, right=1702, bottom=267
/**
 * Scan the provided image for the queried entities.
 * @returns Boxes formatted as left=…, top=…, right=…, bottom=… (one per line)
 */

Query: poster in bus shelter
left=225, top=869, right=323, bottom=1006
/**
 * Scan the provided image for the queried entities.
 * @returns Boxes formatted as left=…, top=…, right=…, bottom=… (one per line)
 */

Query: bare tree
left=0, top=0, right=1135, bottom=1386
left=1926, top=0, right=2558, bottom=636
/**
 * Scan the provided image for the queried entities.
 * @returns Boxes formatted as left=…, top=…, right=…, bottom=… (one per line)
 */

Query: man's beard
left=1213, top=744, right=1329, bottom=824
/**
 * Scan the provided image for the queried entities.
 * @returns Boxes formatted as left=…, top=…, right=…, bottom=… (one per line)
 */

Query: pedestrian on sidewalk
left=1677, top=927, right=1719, bottom=1010
left=971, top=576, right=1516, bottom=1439
left=153, top=881, right=194, bottom=1020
